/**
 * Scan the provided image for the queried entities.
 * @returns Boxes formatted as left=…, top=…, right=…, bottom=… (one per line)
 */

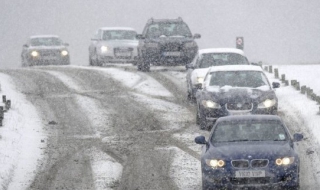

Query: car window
left=30, top=37, right=62, bottom=46
left=146, top=22, right=192, bottom=38
left=199, top=53, right=249, bottom=68
left=211, top=120, right=288, bottom=143
left=102, top=30, right=137, bottom=40
left=208, top=71, right=269, bottom=88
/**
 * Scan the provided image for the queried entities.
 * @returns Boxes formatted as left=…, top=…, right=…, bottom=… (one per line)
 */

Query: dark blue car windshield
left=211, top=120, right=288, bottom=143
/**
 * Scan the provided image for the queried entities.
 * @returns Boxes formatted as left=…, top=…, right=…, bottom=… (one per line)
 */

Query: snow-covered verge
left=0, top=73, right=46, bottom=190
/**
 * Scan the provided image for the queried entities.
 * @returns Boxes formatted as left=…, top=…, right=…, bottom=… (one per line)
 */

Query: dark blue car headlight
left=205, top=159, right=225, bottom=168
left=257, top=98, right=277, bottom=108
left=275, top=157, right=295, bottom=166
left=201, top=100, right=221, bottom=109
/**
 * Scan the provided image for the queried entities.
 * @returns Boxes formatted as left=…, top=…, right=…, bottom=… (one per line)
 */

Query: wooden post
left=268, top=66, right=273, bottom=73
left=296, top=82, right=300, bottom=90
left=301, top=86, right=306, bottom=94
left=0, top=106, right=3, bottom=127
left=2, top=95, right=6, bottom=103
left=264, top=66, right=268, bottom=71
left=274, top=68, right=279, bottom=78
left=5, top=100, right=11, bottom=110
left=281, top=74, right=285, bottom=82
left=285, top=80, right=289, bottom=86
left=291, top=80, right=297, bottom=86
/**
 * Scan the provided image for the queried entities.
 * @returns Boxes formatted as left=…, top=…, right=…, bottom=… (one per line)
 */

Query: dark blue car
left=195, top=115, right=303, bottom=190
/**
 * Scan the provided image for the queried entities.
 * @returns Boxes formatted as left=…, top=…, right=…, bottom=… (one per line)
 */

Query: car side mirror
left=186, top=64, right=194, bottom=69
left=193, top=33, right=201, bottom=39
left=293, top=133, right=303, bottom=142
left=272, top=82, right=280, bottom=88
left=23, top=44, right=28, bottom=48
left=195, top=136, right=206, bottom=144
left=136, top=34, right=144, bottom=40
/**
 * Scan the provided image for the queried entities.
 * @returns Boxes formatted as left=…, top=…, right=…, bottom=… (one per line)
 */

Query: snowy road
left=1, top=64, right=320, bottom=189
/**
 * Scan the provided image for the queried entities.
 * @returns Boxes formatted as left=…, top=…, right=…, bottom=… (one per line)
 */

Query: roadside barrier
left=0, top=95, right=11, bottom=126
left=263, top=64, right=320, bottom=114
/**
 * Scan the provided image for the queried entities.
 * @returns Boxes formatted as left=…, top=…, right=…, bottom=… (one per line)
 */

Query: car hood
left=204, top=87, right=276, bottom=103
left=193, top=68, right=210, bottom=78
left=207, top=141, right=294, bottom=159
left=99, top=40, right=138, bottom=47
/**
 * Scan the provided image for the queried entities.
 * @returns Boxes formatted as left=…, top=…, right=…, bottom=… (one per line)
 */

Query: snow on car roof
left=209, top=65, right=263, bottom=72
left=199, top=48, right=245, bottom=56
left=30, top=35, right=60, bottom=39
left=100, top=27, right=136, bottom=31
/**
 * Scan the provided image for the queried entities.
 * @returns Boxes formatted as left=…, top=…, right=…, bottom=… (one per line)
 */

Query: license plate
left=235, top=170, right=265, bottom=178
left=163, top=52, right=181, bottom=56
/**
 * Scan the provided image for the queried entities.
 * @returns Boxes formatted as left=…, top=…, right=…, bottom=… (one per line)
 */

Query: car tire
left=138, top=56, right=150, bottom=72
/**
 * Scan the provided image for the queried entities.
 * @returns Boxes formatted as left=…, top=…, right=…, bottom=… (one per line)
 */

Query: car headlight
left=61, top=50, right=68, bottom=56
left=184, top=41, right=196, bottom=48
left=201, top=100, right=221, bottom=109
left=145, top=43, right=158, bottom=48
left=31, top=51, right=39, bottom=57
left=205, top=159, right=225, bottom=168
left=275, top=157, right=295, bottom=166
left=100, top=46, right=108, bottom=52
left=257, top=99, right=277, bottom=108
left=197, top=77, right=204, bottom=84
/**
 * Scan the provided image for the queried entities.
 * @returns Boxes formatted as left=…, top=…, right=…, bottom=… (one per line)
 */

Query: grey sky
left=1, top=0, right=320, bottom=68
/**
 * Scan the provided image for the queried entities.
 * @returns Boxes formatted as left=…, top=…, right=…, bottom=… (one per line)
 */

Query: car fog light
left=31, top=51, right=39, bottom=57
left=201, top=100, right=221, bottom=109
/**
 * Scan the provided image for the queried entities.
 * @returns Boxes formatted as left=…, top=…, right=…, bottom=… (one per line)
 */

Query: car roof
left=216, top=115, right=282, bottom=123
left=30, top=35, right=60, bottom=39
left=99, top=27, right=136, bottom=31
left=199, top=48, right=245, bottom=56
left=208, top=65, right=263, bottom=73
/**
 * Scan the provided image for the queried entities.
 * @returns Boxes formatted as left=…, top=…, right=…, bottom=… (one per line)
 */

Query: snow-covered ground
left=1, top=64, right=320, bottom=189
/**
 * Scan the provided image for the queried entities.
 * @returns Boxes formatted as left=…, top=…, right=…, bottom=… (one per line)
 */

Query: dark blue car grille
left=232, top=159, right=269, bottom=168
left=226, top=102, right=252, bottom=110
left=231, top=160, right=249, bottom=168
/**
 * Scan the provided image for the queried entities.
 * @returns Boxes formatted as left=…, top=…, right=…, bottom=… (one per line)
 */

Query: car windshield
left=211, top=120, right=288, bottom=143
left=102, top=30, right=137, bottom=40
left=208, top=71, right=269, bottom=88
left=199, top=53, right=249, bottom=68
left=30, top=37, right=62, bottom=46
left=146, top=22, right=192, bottom=38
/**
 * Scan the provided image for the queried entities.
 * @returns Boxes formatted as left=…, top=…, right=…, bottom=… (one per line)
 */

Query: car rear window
left=199, top=53, right=249, bottom=68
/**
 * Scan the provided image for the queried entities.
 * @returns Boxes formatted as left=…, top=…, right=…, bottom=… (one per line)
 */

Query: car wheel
left=139, top=56, right=150, bottom=72
left=89, top=57, right=94, bottom=66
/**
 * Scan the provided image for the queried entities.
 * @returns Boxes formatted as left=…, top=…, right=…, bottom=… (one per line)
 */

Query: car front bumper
left=27, top=56, right=70, bottom=65
left=202, top=164, right=299, bottom=189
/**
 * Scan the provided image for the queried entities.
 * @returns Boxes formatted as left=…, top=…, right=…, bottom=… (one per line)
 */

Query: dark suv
left=136, top=17, right=201, bottom=71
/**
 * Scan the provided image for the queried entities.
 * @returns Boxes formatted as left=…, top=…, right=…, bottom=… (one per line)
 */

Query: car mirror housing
left=193, top=33, right=201, bottom=39
left=136, top=34, right=144, bottom=40
left=272, top=82, right=280, bottom=88
left=195, top=136, right=206, bottom=144
left=293, top=133, right=303, bottom=142
left=186, top=64, right=194, bottom=69
left=23, top=44, right=28, bottom=48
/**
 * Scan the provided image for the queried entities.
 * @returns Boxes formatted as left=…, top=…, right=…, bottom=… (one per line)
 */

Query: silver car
left=186, top=48, right=250, bottom=100
left=89, top=27, right=139, bottom=66
left=21, top=35, right=70, bottom=66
